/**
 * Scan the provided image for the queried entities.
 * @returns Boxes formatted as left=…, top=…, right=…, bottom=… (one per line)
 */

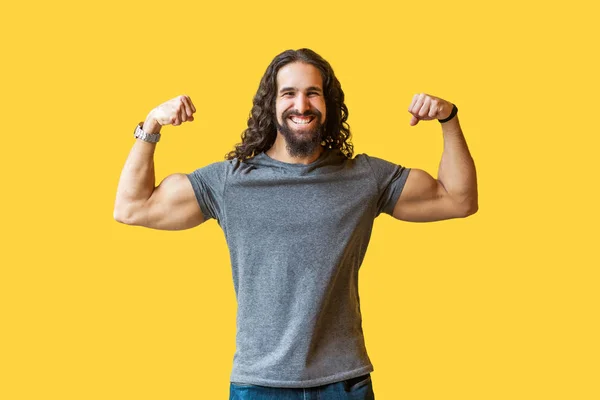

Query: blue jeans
left=229, top=373, right=375, bottom=399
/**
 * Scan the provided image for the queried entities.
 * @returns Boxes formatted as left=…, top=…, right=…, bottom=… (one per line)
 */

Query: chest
left=222, top=172, right=377, bottom=239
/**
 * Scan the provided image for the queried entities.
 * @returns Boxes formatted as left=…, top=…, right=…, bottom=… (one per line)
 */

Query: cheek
left=276, top=100, right=287, bottom=112
left=318, top=102, right=326, bottom=121
left=275, top=104, right=284, bottom=122
left=276, top=101, right=293, bottom=121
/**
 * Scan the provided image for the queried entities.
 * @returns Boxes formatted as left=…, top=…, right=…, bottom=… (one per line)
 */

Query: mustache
left=282, top=109, right=322, bottom=119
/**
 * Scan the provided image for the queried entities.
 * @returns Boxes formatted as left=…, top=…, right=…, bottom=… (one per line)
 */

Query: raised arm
left=113, top=95, right=205, bottom=231
left=392, top=93, right=478, bottom=222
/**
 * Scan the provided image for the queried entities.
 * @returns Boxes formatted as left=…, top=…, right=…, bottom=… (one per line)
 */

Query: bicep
left=391, top=168, right=467, bottom=222
left=130, top=173, right=205, bottom=230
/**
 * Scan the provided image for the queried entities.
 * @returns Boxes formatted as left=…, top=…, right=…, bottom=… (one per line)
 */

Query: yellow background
left=1, top=0, right=598, bottom=399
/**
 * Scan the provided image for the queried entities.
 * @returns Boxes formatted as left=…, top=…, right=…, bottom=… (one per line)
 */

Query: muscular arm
left=393, top=116, right=478, bottom=222
left=113, top=103, right=204, bottom=230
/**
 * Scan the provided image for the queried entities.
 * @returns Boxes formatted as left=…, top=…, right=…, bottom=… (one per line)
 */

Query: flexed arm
left=392, top=93, right=478, bottom=222
left=114, top=95, right=205, bottom=230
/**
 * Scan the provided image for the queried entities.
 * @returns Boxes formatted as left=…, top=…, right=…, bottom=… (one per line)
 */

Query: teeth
left=291, top=117, right=313, bottom=125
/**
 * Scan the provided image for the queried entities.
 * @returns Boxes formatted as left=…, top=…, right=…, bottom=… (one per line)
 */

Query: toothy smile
left=290, top=116, right=315, bottom=125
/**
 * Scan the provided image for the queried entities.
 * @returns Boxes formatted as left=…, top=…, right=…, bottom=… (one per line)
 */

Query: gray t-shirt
left=186, top=149, right=410, bottom=388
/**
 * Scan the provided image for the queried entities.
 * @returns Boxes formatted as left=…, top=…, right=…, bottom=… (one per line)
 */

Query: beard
left=275, top=109, right=325, bottom=158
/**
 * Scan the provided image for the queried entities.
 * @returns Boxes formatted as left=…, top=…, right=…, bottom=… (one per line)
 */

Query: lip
left=289, top=116, right=315, bottom=125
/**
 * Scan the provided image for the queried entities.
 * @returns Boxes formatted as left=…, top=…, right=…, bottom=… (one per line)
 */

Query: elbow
left=113, top=209, right=130, bottom=224
left=459, top=198, right=478, bottom=218
left=453, top=195, right=478, bottom=218
left=113, top=204, right=136, bottom=225
left=463, top=202, right=478, bottom=217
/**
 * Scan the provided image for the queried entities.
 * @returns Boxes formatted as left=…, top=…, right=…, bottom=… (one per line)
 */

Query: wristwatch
left=133, top=122, right=161, bottom=143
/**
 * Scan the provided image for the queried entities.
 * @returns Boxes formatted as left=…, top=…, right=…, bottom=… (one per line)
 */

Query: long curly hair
left=225, top=48, right=353, bottom=160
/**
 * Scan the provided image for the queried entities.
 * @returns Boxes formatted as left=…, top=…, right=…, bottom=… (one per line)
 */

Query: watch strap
left=438, top=104, right=458, bottom=123
left=133, top=122, right=161, bottom=143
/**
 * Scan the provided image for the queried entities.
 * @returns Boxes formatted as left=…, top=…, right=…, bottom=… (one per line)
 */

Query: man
left=114, top=48, right=478, bottom=399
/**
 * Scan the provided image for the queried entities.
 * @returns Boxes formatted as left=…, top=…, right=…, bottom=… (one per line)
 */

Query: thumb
left=410, top=115, right=419, bottom=126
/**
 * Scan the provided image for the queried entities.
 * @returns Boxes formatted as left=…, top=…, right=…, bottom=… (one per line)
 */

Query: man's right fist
left=143, top=95, right=197, bottom=133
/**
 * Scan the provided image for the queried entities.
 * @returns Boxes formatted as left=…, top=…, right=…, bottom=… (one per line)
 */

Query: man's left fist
left=408, top=93, right=453, bottom=126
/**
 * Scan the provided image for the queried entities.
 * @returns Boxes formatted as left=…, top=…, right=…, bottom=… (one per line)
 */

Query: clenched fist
left=408, top=93, right=453, bottom=126
left=143, top=95, right=197, bottom=133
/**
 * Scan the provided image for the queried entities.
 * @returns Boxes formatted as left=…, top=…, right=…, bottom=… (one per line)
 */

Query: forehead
left=276, top=62, right=323, bottom=91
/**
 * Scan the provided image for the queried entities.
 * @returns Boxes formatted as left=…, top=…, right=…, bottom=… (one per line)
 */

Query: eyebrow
left=279, top=86, right=323, bottom=94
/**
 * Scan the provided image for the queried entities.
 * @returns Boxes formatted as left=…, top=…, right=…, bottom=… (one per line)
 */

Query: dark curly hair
left=226, top=48, right=353, bottom=160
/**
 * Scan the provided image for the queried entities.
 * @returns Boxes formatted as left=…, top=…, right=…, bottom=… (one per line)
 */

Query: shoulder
left=190, top=157, right=245, bottom=175
left=187, top=159, right=240, bottom=190
left=347, top=153, right=377, bottom=168
left=352, top=153, right=408, bottom=175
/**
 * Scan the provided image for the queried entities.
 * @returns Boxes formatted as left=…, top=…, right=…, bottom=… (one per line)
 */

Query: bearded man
left=114, top=48, right=478, bottom=400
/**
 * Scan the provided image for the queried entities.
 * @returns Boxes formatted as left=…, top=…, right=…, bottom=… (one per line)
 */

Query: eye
left=308, top=91, right=321, bottom=97
left=282, top=92, right=294, bottom=97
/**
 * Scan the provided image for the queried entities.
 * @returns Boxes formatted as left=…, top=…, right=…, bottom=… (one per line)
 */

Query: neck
left=266, top=133, right=325, bottom=165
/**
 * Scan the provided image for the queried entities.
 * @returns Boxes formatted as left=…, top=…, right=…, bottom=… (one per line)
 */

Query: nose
left=294, top=93, right=311, bottom=114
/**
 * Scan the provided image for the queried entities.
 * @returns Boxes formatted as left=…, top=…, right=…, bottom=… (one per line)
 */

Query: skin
left=113, top=95, right=204, bottom=230
left=114, top=65, right=477, bottom=230
left=392, top=93, right=478, bottom=222
left=266, top=62, right=327, bottom=165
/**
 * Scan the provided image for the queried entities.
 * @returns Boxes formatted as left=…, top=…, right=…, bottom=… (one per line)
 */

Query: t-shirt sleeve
left=186, top=161, right=227, bottom=223
left=364, top=154, right=411, bottom=217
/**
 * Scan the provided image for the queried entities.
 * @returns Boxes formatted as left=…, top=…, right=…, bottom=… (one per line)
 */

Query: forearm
left=114, top=117, right=161, bottom=219
left=437, top=116, right=478, bottom=211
